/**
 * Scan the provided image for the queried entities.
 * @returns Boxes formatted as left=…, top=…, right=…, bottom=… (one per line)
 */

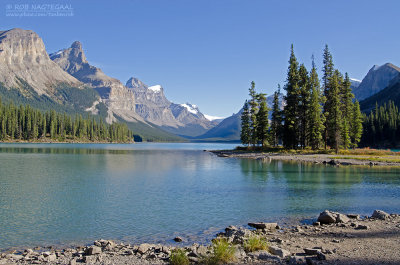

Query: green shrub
left=200, top=238, right=236, bottom=265
left=243, top=235, right=268, bottom=252
left=169, top=248, right=189, bottom=265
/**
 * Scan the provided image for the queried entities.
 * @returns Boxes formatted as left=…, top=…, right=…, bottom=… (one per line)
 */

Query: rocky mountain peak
left=71, top=40, right=82, bottom=49
left=0, top=28, right=79, bottom=95
left=126, top=77, right=148, bottom=90
left=353, top=62, right=400, bottom=101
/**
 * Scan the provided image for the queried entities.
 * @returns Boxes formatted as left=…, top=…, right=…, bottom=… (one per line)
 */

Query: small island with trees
left=214, top=45, right=400, bottom=166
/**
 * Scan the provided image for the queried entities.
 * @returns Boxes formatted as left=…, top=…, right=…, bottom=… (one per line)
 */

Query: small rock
left=304, top=248, right=319, bottom=255
left=372, top=210, right=390, bottom=220
left=312, top=222, right=320, bottom=226
left=173, top=237, right=183, bottom=242
left=306, top=257, right=318, bottom=265
left=86, top=246, right=102, bottom=255
left=336, top=213, right=350, bottom=223
left=69, top=259, right=77, bottom=265
left=248, top=222, right=278, bottom=230
left=269, top=246, right=290, bottom=258
left=138, top=243, right=152, bottom=254
left=347, top=214, right=360, bottom=219
left=188, top=256, right=199, bottom=262
left=126, top=250, right=134, bottom=255
left=47, top=254, right=57, bottom=262
left=332, top=239, right=340, bottom=243
left=328, top=159, right=339, bottom=165
left=317, top=251, right=326, bottom=260
left=355, top=224, right=369, bottom=230
left=249, top=250, right=280, bottom=262
left=289, top=255, right=306, bottom=265
left=42, top=251, right=51, bottom=257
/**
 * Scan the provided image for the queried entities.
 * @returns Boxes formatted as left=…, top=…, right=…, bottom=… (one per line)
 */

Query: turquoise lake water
left=0, top=143, right=400, bottom=250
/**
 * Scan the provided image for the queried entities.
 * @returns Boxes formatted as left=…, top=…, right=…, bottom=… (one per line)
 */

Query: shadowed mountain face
left=360, top=73, right=400, bottom=113
left=195, top=109, right=242, bottom=141
left=0, top=28, right=80, bottom=96
left=353, top=63, right=400, bottom=101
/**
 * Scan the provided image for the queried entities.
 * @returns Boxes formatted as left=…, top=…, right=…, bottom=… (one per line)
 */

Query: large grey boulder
left=372, top=210, right=390, bottom=220
left=317, top=210, right=337, bottom=224
left=85, top=246, right=101, bottom=255
left=318, top=210, right=350, bottom=224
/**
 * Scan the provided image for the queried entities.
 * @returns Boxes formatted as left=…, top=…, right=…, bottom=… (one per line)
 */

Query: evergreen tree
left=307, top=58, right=325, bottom=149
left=298, top=64, right=310, bottom=148
left=240, top=100, right=251, bottom=146
left=322, top=45, right=334, bottom=149
left=326, top=70, right=343, bottom=153
left=339, top=73, right=354, bottom=149
left=351, top=100, right=363, bottom=148
left=283, top=44, right=300, bottom=149
left=248, top=81, right=259, bottom=147
left=256, top=93, right=270, bottom=147
left=270, top=86, right=283, bottom=147
left=341, top=118, right=351, bottom=149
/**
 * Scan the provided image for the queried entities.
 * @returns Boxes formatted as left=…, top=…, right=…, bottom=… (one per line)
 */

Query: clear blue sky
left=2, top=0, right=400, bottom=117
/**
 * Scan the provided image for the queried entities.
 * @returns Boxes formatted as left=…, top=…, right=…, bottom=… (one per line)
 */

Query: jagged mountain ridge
left=50, top=40, right=219, bottom=137
left=49, top=41, right=140, bottom=124
left=0, top=28, right=184, bottom=141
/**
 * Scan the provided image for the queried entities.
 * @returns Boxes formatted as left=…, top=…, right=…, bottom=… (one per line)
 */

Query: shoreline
left=1, top=210, right=399, bottom=264
left=210, top=150, right=400, bottom=167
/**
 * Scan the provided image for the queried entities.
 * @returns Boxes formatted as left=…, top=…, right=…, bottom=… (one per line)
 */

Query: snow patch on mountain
left=148, top=85, right=162, bottom=92
left=180, top=103, right=198, bottom=114
left=350, top=78, right=362, bottom=83
left=204, top=114, right=225, bottom=121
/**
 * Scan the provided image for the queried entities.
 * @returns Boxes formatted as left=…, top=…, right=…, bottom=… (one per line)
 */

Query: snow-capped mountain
left=125, top=78, right=220, bottom=137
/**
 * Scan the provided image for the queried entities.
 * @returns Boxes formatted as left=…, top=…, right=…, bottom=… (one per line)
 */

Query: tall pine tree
left=307, top=58, right=325, bottom=149
left=283, top=44, right=300, bottom=149
left=298, top=64, right=310, bottom=148
left=240, top=100, right=251, bottom=146
left=248, top=81, right=259, bottom=147
left=350, top=100, right=363, bottom=148
left=326, top=70, right=343, bottom=153
left=270, top=86, right=283, bottom=147
left=322, top=45, right=334, bottom=149
left=256, top=93, right=270, bottom=147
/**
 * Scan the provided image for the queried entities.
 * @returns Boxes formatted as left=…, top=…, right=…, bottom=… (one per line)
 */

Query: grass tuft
left=169, top=248, right=189, bottom=265
left=200, top=238, right=236, bottom=265
left=243, top=235, right=269, bottom=252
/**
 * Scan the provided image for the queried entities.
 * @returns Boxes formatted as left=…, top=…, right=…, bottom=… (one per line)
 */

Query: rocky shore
left=211, top=150, right=400, bottom=166
left=1, top=210, right=399, bottom=265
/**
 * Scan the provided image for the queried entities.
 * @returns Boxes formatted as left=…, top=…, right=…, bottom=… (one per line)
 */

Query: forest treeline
left=362, top=101, right=400, bottom=148
left=0, top=99, right=133, bottom=142
left=240, top=45, right=364, bottom=153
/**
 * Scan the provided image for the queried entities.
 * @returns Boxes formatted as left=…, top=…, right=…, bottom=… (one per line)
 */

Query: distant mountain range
left=1, top=28, right=399, bottom=142
left=0, top=28, right=221, bottom=141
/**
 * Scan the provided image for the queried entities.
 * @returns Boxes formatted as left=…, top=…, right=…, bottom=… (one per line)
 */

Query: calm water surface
left=0, top=143, right=400, bottom=250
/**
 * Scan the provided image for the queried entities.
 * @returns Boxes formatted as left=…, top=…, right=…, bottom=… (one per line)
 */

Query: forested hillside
left=0, top=99, right=133, bottom=143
